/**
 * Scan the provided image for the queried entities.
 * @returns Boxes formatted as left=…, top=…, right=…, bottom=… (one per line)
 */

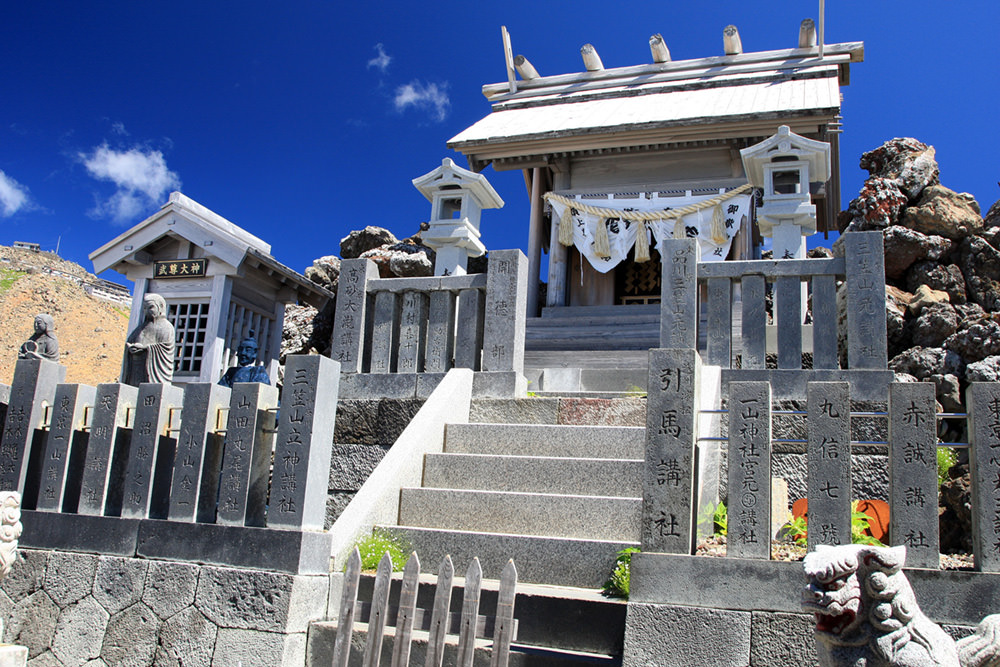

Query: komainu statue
left=803, top=544, right=1000, bottom=667
left=0, top=492, right=22, bottom=637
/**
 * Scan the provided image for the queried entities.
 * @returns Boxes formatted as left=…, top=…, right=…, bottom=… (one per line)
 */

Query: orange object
left=789, top=498, right=890, bottom=542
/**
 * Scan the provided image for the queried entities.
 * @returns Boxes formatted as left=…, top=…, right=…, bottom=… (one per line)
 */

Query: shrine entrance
left=615, top=247, right=661, bottom=305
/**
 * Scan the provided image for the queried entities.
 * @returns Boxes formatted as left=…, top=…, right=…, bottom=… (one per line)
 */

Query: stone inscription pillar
left=79, top=384, right=137, bottom=516
left=844, top=232, right=888, bottom=369
left=268, top=355, right=340, bottom=530
left=121, top=383, right=183, bottom=520
left=658, top=239, right=698, bottom=350
left=483, top=250, right=527, bottom=374
left=217, top=383, right=279, bottom=527
left=331, top=258, right=379, bottom=373
left=807, top=381, right=851, bottom=551
left=168, top=383, right=230, bottom=523
left=969, top=382, right=1000, bottom=572
left=642, top=348, right=700, bottom=553
left=888, top=382, right=939, bottom=567
left=425, top=291, right=456, bottom=373
left=37, top=383, right=95, bottom=512
left=0, top=359, right=66, bottom=493
left=727, top=382, right=771, bottom=559
left=397, top=291, right=428, bottom=373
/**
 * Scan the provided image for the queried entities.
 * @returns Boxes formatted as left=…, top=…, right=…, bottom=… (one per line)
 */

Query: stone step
left=527, top=313, right=659, bottom=328
left=308, top=623, right=620, bottom=666
left=540, top=304, right=659, bottom=319
left=470, top=397, right=645, bottom=427
left=383, top=525, right=638, bottom=589
left=525, top=332, right=659, bottom=352
left=444, top=423, right=644, bottom=459
left=422, top=453, right=642, bottom=497
left=398, top=488, right=640, bottom=541
left=524, top=350, right=649, bottom=370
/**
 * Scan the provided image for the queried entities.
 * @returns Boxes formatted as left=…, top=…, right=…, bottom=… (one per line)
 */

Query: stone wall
left=1, top=549, right=329, bottom=667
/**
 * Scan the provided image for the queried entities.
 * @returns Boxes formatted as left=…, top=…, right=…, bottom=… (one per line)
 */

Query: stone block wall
left=1, top=549, right=329, bottom=667
left=326, top=398, right=423, bottom=528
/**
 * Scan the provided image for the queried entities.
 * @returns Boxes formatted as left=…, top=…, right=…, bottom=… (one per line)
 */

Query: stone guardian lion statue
left=803, top=544, right=1000, bottom=667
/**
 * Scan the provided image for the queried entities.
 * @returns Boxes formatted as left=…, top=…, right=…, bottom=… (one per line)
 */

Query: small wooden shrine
left=90, top=192, right=332, bottom=383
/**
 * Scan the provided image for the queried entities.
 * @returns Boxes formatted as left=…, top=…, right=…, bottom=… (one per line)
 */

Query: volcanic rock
left=909, top=302, right=958, bottom=348
left=304, top=255, right=341, bottom=292
left=842, top=177, right=908, bottom=232
left=340, top=226, right=398, bottom=259
left=888, top=346, right=962, bottom=380
left=959, top=236, right=1000, bottom=311
left=907, top=284, right=950, bottom=316
left=900, top=185, right=982, bottom=240
left=944, top=318, right=1000, bottom=363
left=905, top=261, right=966, bottom=305
left=858, top=137, right=940, bottom=199
left=966, top=355, right=1000, bottom=383
left=882, top=226, right=952, bottom=279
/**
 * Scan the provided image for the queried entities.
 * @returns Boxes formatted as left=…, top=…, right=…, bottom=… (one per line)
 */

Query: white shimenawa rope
left=543, top=183, right=753, bottom=223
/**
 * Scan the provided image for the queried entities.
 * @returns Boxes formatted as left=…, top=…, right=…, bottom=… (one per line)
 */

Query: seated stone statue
left=804, top=544, right=1000, bottom=666
left=123, top=294, right=175, bottom=385
left=218, top=333, right=270, bottom=387
left=18, top=314, right=58, bottom=361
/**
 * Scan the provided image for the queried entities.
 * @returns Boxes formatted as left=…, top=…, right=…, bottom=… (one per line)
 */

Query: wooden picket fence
left=332, top=547, right=518, bottom=667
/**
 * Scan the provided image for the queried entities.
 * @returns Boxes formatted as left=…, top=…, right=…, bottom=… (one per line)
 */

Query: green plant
left=850, top=501, right=884, bottom=547
left=602, top=547, right=640, bottom=599
left=352, top=528, right=410, bottom=571
left=780, top=502, right=885, bottom=547
left=938, top=446, right=958, bottom=487
left=0, top=267, right=25, bottom=294
left=712, top=501, right=727, bottom=537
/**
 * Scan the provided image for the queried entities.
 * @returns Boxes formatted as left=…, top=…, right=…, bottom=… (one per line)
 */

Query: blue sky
left=1, top=1, right=997, bottom=285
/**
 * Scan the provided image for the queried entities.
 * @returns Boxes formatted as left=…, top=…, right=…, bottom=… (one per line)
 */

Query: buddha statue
left=218, top=332, right=270, bottom=387
left=18, top=314, right=58, bottom=361
left=123, top=294, right=175, bottom=385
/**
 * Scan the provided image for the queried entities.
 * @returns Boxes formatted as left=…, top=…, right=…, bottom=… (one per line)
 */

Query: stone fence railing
left=660, top=231, right=893, bottom=399
left=0, top=354, right=339, bottom=574
left=330, top=249, right=528, bottom=398
left=642, top=347, right=1000, bottom=573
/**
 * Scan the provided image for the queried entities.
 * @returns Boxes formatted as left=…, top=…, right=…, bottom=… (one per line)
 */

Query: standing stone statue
left=18, top=313, right=58, bottom=361
left=123, top=294, right=175, bottom=385
left=219, top=332, right=270, bottom=387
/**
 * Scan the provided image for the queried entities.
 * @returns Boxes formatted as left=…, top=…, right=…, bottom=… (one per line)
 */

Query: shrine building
left=448, top=22, right=863, bottom=361
left=90, top=192, right=332, bottom=384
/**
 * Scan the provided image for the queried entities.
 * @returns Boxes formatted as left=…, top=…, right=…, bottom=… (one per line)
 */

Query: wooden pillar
left=546, top=169, right=571, bottom=307
left=201, top=274, right=232, bottom=383
left=525, top=168, right=544, bottom=319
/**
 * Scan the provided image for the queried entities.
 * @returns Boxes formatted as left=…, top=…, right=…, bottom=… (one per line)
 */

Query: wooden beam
left=481, top=41, right=863, bottom=98
left=501, top=26, right=517, bottom=94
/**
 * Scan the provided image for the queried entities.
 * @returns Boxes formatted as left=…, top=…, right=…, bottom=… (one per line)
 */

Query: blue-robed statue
left=219, top=332, right=270, bottom=387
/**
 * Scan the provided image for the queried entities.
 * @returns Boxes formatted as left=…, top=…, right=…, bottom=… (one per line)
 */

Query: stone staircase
left=525, top=305, right=660, bottom=352
left=338, top=395, right=647, bottom=664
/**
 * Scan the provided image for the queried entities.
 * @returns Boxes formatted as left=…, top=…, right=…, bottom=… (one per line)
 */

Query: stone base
left=340, top=372, right=526, bottom=399
left=20, top=511, right=140, bottom=556
left=1, top=548, right=329, bottom=667
left=137, top=520, right=333, bottom=575
left=0, top=645, right=27, bottom=667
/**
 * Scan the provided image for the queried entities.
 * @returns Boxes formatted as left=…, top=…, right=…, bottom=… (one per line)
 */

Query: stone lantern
left=412, top=158, right=504, bottom=276
left=740, top=125, right=831, bottom=260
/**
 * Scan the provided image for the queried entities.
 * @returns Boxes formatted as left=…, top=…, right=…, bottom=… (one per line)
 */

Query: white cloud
left=111, top=121, right=129, bottom=136
left=367, top=43, right=391, bottom=73
left=0, top=170, right=30, bottom=217
left=80, top=144, right=181, bottom=223
left=394, top=81, right=450, bottom=122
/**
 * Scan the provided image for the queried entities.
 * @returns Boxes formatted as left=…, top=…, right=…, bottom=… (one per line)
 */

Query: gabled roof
left=89, top=192, right=333, bottom=307
left=448, top=41, right=863, bottom=169
left=412, top=158, right=504, bottom=209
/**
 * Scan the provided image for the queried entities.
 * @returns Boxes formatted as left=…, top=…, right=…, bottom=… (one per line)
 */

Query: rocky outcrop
left=842, top=137, right=1000, bottom=553
left=858, top=137, right=939, bottom=199
left=340, top=226, right=398, bottom=259
left=283, top=225, right=443, bottom=363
